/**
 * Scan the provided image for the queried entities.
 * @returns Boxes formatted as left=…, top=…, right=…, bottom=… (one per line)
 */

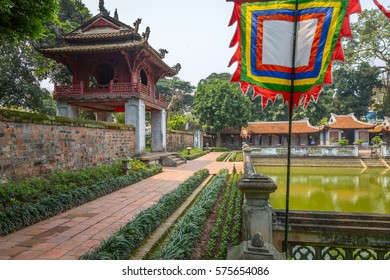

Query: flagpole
left=284, top=0, right=299, bottom=259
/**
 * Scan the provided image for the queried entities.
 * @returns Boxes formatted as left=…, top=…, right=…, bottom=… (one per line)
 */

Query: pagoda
left=40, top=1, right=177, bottom=155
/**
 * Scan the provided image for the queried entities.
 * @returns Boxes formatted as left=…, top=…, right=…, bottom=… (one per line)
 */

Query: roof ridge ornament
left=159, top=49, right=169, bottom=58
left=99, top=0, right=110, bottom=16
left=134, top=18, right=142, bottom=34
left=114, top=8, right=119, bottom=20
left=142, top=27, right=150, bottom=42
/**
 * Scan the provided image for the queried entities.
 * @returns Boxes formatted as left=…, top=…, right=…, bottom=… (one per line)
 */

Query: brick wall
left=0, top=110, right=135, bottom=181
left=166, top=130, right=195, bottom=152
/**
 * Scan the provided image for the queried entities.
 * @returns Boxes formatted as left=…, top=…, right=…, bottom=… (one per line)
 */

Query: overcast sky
left=77, top=0, right=380, bottom=87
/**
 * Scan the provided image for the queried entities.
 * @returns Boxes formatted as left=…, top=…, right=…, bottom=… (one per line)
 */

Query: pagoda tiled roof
left=325, top=114, right=375, bottom=129
left=369, top=117, right=390, bottom=132
left=247, top=119, right=321, bottom=134
left=39, top=11, right=175, bottom=76
left=62, top=30, right=141, bottom=42
left=40, top=41, right=143, bottom=54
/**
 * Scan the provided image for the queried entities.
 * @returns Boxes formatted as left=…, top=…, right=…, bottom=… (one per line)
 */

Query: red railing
left=54, top=81, right=167, bottom=107
left=55, top=82, right=83, bottom=95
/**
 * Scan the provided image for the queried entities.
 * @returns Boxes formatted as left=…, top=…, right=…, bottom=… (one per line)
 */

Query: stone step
left=361, top=159, right=386, bottom=168
left=274, top=210, right=390, bottom=236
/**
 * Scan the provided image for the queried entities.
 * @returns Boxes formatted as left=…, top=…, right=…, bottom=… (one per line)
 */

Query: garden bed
left=147, top=169, right=229, bottom=260
left=0, top=160, right=161, bottom=236
left=142, top=170, right=243, bottom=260
left=191, top=172, right=243, bottom=259
left=80, top=169, right=210, bottom=260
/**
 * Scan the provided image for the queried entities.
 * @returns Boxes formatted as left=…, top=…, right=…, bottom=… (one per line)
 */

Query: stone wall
left=0, top=110, right=135, bottom=181
left=166, top=130, right=195, bottom=152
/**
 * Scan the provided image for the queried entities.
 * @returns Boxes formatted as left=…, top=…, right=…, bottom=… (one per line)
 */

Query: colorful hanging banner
left=373, top=0, right=390, bottom=19
left=228, top=0, right=361, bottom=108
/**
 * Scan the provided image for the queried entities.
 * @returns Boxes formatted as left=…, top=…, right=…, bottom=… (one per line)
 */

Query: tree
left=345, top=8, right=390, bottom=115
left=294, top=88, right=335, bottom=125
left=0, top=0, right=58, bottom=43
left=168, top=114, right=186, bottom=130
left=156, top=76, right=195, bottom=119
left=249, top=87, right=335, bottom=126
left=329, top=62, right=381, bottom=118
left=34, top=0, right=92, bottom=84
left=0, top=43, right=55, bottom=115
left=193, top=73, right=252, bottom=146
left=0, top=0, right=92, bottom=114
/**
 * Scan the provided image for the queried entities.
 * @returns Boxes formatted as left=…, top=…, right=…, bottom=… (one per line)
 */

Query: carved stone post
left=239, top=171, right=277, bottom=244
left=243, top=143, right=255, bottom=175
left=227, top=145, right=282, bottom=260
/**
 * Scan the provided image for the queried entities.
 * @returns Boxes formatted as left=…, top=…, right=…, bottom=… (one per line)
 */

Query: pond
left=254, top=166, right=390, bottom=214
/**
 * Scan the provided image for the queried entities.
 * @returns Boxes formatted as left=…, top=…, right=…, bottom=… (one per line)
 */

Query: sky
left=68, top=1, right=382, bottom=87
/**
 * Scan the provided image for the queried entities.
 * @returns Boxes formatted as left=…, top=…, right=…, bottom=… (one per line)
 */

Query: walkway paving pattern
left=0, top=153, right=242, bottom=260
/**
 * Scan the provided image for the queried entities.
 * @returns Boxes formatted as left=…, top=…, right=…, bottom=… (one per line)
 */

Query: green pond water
left=254, top=166, right=390, bottom=214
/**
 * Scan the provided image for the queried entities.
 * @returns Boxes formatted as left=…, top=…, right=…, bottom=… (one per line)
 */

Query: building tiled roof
left=247, top=119, right=321, bottom=134
left=67, top=13, right=133, bottom=35
left=370, top=117, right=390, bottom=132
left=39, top=11, right=176, bottom=77
left=369, top=125, right=383, bottom=133
left=40, top=41, right=143, bottom=54
left=63, top=30, right=140, bottom=41
left=326, top=114, right=375, bottom=129
left=221, top=127, right=241, bottom=134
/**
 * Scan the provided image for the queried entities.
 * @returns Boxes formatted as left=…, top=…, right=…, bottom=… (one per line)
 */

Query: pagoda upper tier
left=40, top=12, right=177, bottom=111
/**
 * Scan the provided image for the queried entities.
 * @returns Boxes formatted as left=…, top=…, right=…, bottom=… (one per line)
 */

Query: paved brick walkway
left=0, top=152, right=243, bottom=260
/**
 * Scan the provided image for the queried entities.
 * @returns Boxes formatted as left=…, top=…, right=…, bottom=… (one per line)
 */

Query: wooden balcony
left=54, top=81, right=167, bottom=108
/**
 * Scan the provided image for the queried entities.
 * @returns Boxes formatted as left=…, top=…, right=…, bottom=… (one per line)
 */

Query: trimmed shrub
left=79, top=169, right=210, bottom=260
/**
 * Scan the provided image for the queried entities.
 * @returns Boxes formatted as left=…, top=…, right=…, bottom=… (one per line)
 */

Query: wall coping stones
left=167, top=129, right=194, bottom=136
left=0, top=109, right=134, bottom=131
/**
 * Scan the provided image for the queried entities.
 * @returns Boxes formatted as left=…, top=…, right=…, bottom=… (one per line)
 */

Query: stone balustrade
left=251, top=145, right=359, bottom=157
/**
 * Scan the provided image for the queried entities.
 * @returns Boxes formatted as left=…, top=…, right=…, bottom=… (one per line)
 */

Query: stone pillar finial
left=251, top=232, right=264, bottom=248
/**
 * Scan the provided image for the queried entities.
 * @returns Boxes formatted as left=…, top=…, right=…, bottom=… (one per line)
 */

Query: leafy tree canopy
left=345, top=8, right=390, bottom=115
left=0, top=0, right=92, bottom=114
left=0, top=43, right=55, bottom=115
left=193, top=73, right=251, bottom=144
left=156, top=76, right=195, bottom=120
left=330, top=62, right=381, bottom=118
left=0, top=0, right=58, bottom=43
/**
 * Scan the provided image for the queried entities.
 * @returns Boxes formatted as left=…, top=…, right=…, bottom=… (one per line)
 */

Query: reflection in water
left=255, top=166, right=390, bottom=214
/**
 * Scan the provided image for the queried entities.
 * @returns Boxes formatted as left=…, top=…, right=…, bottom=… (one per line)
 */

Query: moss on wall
left=0, top=109, right=134, bottom=131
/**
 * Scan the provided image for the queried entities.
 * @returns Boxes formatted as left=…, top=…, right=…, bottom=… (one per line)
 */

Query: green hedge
left=0, top=165, right=162, bottom=236
left=0, top=160, right=148, bottom=209
left=178, top=148, right=209, bottom=161
left=79, top=169, right=210, bottom=260
left=183, top=151, right=209, bottom=160
left=216, top=152, right=229, bottom=162
left=210, top=147, right=229, bottom=152
left=151, top=169, right=229, bottom=260
left=228, top=152, right=237, bottom=162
